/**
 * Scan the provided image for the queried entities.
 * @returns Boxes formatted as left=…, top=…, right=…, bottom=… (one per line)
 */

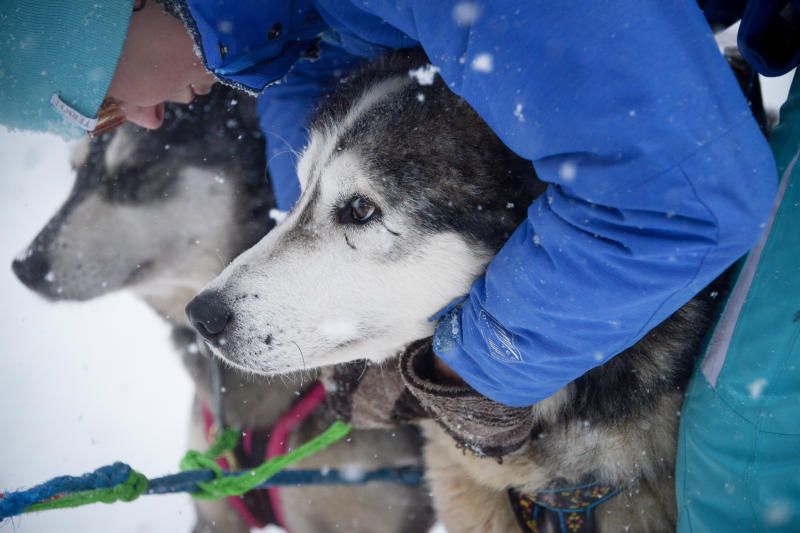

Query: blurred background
left=0, top=129, right=195, bottom=532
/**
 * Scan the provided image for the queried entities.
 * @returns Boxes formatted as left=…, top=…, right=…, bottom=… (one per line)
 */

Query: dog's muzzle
left=186, top=290, right=231, bottom=341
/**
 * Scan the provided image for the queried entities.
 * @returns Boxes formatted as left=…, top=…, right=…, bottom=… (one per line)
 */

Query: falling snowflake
left=408, top=64, right=440, bottom=86
left=513, top=103, right=525, bottom=122
left=764, top=500, right=792, bottom=526
left=453, top=2, right=481, bottom=26
left=748, top=378, right=767, bottom=399
left=559, top=161, right=577, bottom=182
left=471, top=53, right=493, bottom=73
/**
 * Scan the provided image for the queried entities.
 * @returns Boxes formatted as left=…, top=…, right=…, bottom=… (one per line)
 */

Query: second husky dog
left=12, top=86, right=433, bottom=533
left=188, top=52, right=724, bottom=531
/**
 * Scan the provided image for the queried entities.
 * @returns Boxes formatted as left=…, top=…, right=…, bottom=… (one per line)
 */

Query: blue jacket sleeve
left=356, top=1, right=778, bottom=406
left=257, top=43, right=365, bottom=210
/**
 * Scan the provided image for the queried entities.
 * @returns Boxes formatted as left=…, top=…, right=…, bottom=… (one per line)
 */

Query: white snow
left=217, top=20, right=234, bottom=34
left=559, top=161, right=577, bottom=182
left=0, top=127, right=194, bottom=533
left=748, top=378, right=767, bottom=400
left=269, top=208, right=287, bottom=224
left=470, top=53, right=493, bottom=73
left=338, top=463, right=366, bottom=482
left=513, top=103, right=525, bottom=122
left=764, top=500, right=793, bottom=526
left=452, top=2, right=481, bottom=26
left=715, top=22, right=795, bottom=118
left=408, top=64, right=440, bottom=86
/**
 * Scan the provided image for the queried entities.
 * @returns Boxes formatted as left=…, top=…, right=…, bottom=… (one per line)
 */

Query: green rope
left=180, top=427, right=242, bottom=476
left=25, top=471, right=149, bottom=513
left=14, top=421, right=352, bottom=514
left=182, top=421, right=353, bottom=500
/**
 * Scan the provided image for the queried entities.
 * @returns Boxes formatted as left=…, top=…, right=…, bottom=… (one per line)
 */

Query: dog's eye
left=338, top=196, right=379, bottom=225
left=351, top=197, right=375, bottom=222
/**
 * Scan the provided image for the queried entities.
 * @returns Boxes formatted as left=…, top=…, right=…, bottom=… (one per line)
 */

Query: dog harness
left=201, top=381, right=326, bottom=530
left=509, top=482, right=622, bottom=533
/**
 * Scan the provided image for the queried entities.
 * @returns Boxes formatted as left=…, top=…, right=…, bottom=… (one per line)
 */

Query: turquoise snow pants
left=676, top=73, right=800, bottom=532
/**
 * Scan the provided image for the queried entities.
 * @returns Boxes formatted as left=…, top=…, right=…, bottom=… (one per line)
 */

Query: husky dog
left=187, top=51, right=724, bottom=531
left=12, top=86, right=432, bottom=533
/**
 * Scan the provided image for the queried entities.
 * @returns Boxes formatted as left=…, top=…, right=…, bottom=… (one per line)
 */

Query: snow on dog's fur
left=13, top=86, right=433, bottom=533
left=190, top=51, right=723, bottom=531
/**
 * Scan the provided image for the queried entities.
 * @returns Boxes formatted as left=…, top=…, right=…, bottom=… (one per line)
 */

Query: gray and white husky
left=189, top=51, right=721, bottom=531
left=12, top=86, right=433, bottom=533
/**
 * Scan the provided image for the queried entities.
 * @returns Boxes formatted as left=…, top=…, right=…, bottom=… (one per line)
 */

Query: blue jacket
left=180, top=0, right=777, bottom=407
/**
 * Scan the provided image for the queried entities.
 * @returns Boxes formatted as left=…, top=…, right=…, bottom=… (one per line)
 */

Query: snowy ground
left=0, top=59, right=794, bottom=533
left=0, top=130, right=196, bottom=533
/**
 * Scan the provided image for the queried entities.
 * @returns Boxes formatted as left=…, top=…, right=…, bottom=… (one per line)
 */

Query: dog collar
left=509, top=482, right=622, bottom=533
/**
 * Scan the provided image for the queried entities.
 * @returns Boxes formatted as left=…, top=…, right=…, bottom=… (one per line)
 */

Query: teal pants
left=677, top=73, right=800, bottom=531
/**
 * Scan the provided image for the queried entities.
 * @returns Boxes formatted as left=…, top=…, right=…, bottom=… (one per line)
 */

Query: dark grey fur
left=14, top=89, right=271, bottom=302
left=311, top=50, right=544, bottom=251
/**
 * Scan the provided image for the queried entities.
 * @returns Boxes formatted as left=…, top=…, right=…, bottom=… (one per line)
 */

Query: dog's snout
left=12, top=251, right=50, bottom=288
left=186, top=291, right=231, bottom=340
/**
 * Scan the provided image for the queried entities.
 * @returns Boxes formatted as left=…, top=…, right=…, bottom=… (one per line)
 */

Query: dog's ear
left=296, top=129, right=325, bottom=193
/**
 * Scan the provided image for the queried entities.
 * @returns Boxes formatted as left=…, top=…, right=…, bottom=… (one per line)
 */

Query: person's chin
left=191, top=83, right=214, bottom=96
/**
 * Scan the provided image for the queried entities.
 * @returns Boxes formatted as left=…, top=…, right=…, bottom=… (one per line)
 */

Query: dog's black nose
left=186, top=291, right=231, bottom=340
left=12, top=251, right=50, bottom=288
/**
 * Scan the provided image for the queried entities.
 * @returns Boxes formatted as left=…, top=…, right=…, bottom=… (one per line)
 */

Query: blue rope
left=146, top=465, right=423, bottom=494
left=0, top=462, right=133, bottom=519
left=0, top=464, right=423, bottom=520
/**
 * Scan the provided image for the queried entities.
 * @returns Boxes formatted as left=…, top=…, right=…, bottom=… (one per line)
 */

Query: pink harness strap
left=266, top=381, right=326, bottom=529
left=200, top=381, right=327, bottom=531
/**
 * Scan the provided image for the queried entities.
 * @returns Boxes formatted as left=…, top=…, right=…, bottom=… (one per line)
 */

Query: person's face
left=106, top=1, right=217, bottom=129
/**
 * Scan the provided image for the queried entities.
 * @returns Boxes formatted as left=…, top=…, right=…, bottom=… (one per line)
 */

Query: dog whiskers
left=357, top=360, right=369, bottom=382
left=290, top=340, right=307, bottom=376
left=212, top=248, right=226, bottom=269
left=265, top=130, right=302, bottom=164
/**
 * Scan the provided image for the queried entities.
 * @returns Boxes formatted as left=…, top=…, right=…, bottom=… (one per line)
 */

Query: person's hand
left=400, top=338, right=535, bottom=458
left=432, top=354, right=465, bottom=385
